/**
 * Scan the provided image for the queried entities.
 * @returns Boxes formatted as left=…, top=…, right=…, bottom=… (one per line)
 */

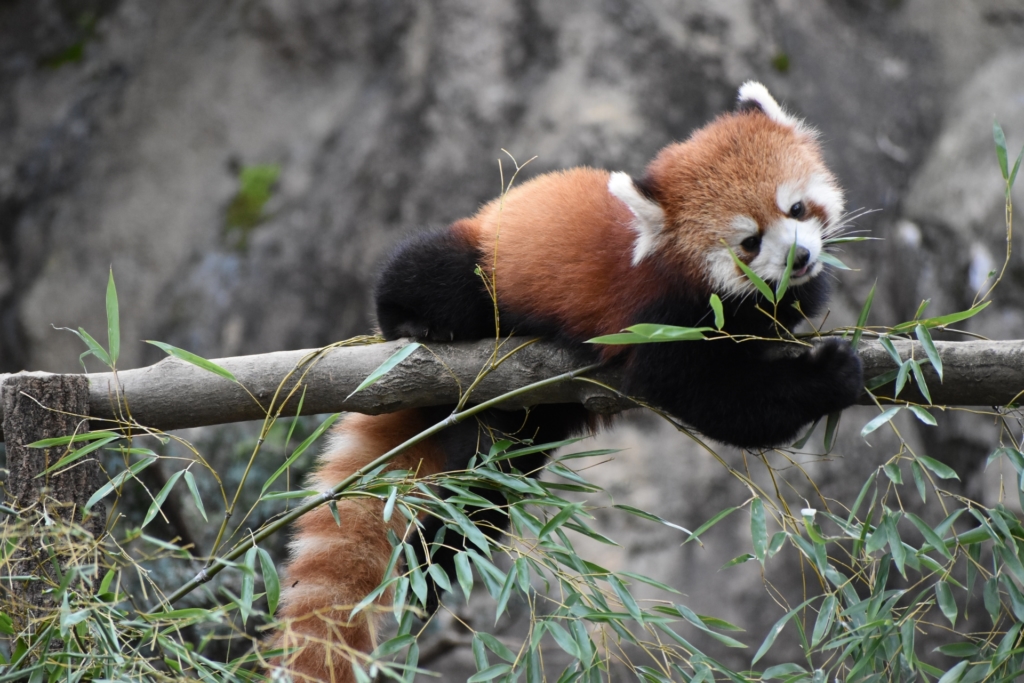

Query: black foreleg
left=375, top=227, right=496, bottom=341
left=626, top=336, right=863, bottom=449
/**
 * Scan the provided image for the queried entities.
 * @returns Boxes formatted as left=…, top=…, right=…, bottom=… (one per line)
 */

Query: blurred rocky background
left=3, top=0, right=1024, bottom=676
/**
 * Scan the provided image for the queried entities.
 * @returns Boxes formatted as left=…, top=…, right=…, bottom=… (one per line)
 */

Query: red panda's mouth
left=791, top=263, right=813, bottom=279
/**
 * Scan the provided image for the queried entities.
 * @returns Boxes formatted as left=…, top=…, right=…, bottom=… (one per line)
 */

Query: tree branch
left=1, top=338, right=1022, bottom=441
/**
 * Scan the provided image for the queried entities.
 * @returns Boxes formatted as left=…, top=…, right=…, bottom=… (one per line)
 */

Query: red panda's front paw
left=807, top=338, right=864, bottom=408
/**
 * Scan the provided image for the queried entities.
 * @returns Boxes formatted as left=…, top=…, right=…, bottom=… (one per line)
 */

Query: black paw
left=807, top=338, right=864, bottom=408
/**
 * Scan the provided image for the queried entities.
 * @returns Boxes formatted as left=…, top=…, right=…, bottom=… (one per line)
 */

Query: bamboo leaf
left=262, top=413, right=340, bottom=493
left=917, top=455, right=959, bottom=481
left=258, top=547, right=281, bottom=616
left=818, top=252, right=852, bottom=270
left=142, top=469, right=185, bottom=528
left=40, top=435, right=119, bottom=476
left=860, top=407, right=901, bottom=440
left=726, top=245, right=775, bottom=303
left=183, top=470, right=208, bottom=522
left=935, top=580, right=957, bottom=627
left=751, top=498, right=767, bottom=564
left=346, top=342, right=421, bottom=398
left=850, top=280, right=876, bottom=348
left=240, top=546, right=257, bottom=624
left=106, top=268, right=120, bottom=366
left=915, top=324, right=943, bottom=381
left=146, top=341, right=237, bottom=382
left=811, top=595, right=836, bottom=647
left=86, top=456, right=157, bottom=509
left=995, top=121, right=1010, bottom=180
left=710, top=294, right=725, bottom=330
left=683, top=506, right=738, bottom=545
left=775, top=240, right=797, bottom=301
left=908, top=405, right=936, bottom=426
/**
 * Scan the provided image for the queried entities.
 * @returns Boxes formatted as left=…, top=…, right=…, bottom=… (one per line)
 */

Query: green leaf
left=262, top=489, right=318, bottom=501
left=427, top=562, right=452, bottom=595
left=75, top=326, right=111, bottom=367
left=850, top=280, right=876, bottom=348
left=722, top=553, right=755, bottom=569
left=86, top=456, right=157, bottom=509
left=824, top=410, right=841, bottom=452
left=454, top=552, right=474, bottom=603
left=613, top=505, right=691, bottom=535
left=588, top=324, right=713, bottom=345
left=892, top=301, right=990, bottom=332
left=752, top=598, right=815, bottom=664
left=995, top=121, right=1010, bottom=180
left=935, top=580, right=957, bottom=627
left=608, top=574, right=643, bottom=623
left=751, top=498, right=768, bottom=564
left=142, top=469, right=186, bottom=528
left=27, top=431, right=120, bottom=449
left=883, top=462, right=903, bottom=485
left=467, top=664, right=512, bottom=682
left=106, top=268, right=120, bottom=366
left=917, top=455, right=959, bottom=481
left=860, top=407, right=901, bottom=439
left=183, top=470, right=208, bottom=522
left=262, top=413, right=341, bottom=493
left=38, top=435, right=119, bottom=476
left=910, top=360, right=933, bottom=403
left=906, top=512, right=953, bottom=561
left=915, top=324, right=943, bottom=381
left=710, top=294, right=725, bottom=330
left=984, top=577, right=1000, bottom=623
left=477, top=632, right=516, bottom=663
left=811, top=595, right=836, bottom=647
left=937, top=660, right=967, bottom=683
left=146, top=341, right=237, bottom=382
left=683, top=506, right=738, bottom=545
left=775, top=239, right=797, bottom=301
left=539, top=504, right=580, bottom=539
left=547, top=622, right=581, bottom=660
left=763, top=664, right=807, bottom=681
left=937, top=643, right=979, bottom=658
left=346, top=342, right=421, bottom=398
left=909, top=405, right=937, bottom=426
left=240, top=546, right=257, bottom=624
left=818, top=252, right=852, bottom=270
left=726, top=245, right=775, bottom=303
left=258, top=547, right=281, bottom=616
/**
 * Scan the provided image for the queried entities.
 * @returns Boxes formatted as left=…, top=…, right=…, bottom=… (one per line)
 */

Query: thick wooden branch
left=2, top=338, right=1023, bottom=441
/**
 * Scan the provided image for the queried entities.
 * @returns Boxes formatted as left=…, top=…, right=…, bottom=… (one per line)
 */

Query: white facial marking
left=736, top=81, right=807, bottom=133
left=608, top=171, right=665, bottom=265
left=706, top=209, right=826, bottom=297
left=754, top=217, right=824, bottom=286
left=777, top=176, right=844, bottom=227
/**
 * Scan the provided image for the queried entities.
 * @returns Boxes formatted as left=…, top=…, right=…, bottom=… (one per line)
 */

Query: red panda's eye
left=789, top=201, right=806, bottom=219
left=741, top=235, right=761, bottom=252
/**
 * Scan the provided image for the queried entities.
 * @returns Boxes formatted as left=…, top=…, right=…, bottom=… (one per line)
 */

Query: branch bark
left=1, top=337, right=1023, bottom=441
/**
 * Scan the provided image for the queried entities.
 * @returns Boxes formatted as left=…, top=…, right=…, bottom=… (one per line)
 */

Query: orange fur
left=271, top=411, right=446, bottom=682
left=469, top=168, right=677, bottom=352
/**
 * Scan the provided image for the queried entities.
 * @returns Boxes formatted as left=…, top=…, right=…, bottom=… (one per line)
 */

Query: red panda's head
left=608, top=82, right=844, bottom=299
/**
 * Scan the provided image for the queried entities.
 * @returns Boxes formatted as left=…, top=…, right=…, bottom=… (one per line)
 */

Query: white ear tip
left=737, top=81, right=777, bottom=109
left=736, top=81, right=804, bottom=131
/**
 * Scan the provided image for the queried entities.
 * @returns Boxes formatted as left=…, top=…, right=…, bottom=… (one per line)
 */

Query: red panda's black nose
left=793, top=247, right=811, bottom=270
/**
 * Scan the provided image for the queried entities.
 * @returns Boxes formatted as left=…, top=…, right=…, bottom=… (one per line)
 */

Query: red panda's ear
left=736, top=81, right=805, bottom=132
left=608, top=172, right=665, bottom=265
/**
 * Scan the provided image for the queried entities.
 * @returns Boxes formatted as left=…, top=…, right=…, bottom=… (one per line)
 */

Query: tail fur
left=269, top=410, right=445, bottom=682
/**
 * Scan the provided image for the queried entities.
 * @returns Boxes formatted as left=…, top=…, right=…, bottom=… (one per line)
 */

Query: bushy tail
left=269, top=410, right=445, bottom=682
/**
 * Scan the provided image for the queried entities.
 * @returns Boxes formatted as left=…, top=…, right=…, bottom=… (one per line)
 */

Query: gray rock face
left=3, top=0, right=1024, bottom=675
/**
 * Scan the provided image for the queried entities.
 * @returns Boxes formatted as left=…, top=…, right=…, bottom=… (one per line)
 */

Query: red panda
left=270, top=82, right=863, bottom=681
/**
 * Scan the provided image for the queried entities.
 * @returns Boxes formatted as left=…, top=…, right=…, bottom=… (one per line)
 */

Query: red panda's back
left=466, top=168, right=673, bottom=343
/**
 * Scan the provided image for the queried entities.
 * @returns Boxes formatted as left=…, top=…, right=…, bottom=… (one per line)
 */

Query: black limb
left=623, top=277, right=862, bottom=449
left=375, top=228, right=497, bottom=341
left=413, top=404, right=592, bottom=613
